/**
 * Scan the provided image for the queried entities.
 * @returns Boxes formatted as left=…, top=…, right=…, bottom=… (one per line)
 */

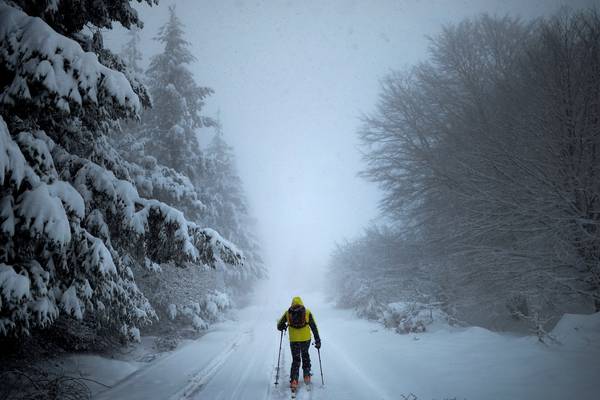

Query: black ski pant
left=289, top=340, right=311, bottom=381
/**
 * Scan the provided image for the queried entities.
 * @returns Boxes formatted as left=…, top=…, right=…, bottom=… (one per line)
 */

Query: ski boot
left=303, top=374, right=311, bottom=385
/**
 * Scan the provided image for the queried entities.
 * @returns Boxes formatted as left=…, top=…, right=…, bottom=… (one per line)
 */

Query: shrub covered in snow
left=169, top=292, right=231, bottom=332
left=355, top=294, right=385, bottom=321
left=137, top=257, right=233, bottom=331
left=154, top=335, right=178, bottom=353
left=352, top=296, right=450, bottom=334
left=327, top=227, right=454, bottom=334
left=381, top=302, right=449, bottom=334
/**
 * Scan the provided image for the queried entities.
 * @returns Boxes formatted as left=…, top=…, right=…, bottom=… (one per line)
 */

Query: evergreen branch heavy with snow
left=10, top=0, right=157, bottom=37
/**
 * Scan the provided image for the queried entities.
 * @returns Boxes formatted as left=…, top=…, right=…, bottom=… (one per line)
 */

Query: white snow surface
left=550, top=312, right=600, bottom=348
left=91, top=294, right=599, bottom=400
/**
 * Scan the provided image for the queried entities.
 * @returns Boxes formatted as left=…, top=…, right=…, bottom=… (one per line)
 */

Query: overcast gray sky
left=105, top=0, right=595, bottom=292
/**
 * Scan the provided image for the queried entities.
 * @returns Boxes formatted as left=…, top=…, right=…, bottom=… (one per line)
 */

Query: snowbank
left=355, top=298, right=452, bottom=334
left=321, top=301, right=600, bottom=400
left=551, top=312, right=600, bottom=347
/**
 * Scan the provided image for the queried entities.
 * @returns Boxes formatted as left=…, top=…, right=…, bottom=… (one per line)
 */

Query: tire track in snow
left=170, top=330, right=250, bottom=400
left=181, top=305, right=282, bottom=400
left=228, top=328, right=261, bottom=399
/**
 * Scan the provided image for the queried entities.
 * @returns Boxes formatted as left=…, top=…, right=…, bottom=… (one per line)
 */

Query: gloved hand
left=314, top=340, right=321, bottom=349
left=277, top=321, right=287, bottom=332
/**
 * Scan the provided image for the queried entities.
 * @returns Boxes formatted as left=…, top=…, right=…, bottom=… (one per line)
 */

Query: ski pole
left=275, top=330, right=283, bottom=385
left=317, top=347, right=324, bottom=386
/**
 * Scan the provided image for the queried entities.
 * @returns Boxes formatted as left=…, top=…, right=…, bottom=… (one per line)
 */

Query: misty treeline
left=329, top=10, right=600, bottom=333
left=0, top=0, right=264, bottom=359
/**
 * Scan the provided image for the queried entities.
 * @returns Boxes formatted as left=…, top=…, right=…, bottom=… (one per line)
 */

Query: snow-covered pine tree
left=203, top=120, right=266, bottom=285
left=120, top=27, right=144, bottom=76
left=144, top=5, right=213, bottom=184
left=108, top=20, right=203, bottom=220
left=0, top=1, right=241, bottom=340
left=111, top=7, right=248, bottom=328
left=115, top=5, right=213, bottom=227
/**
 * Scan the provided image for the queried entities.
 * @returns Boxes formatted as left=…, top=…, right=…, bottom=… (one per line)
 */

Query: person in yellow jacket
left=277, top=296, right=321, bottom=390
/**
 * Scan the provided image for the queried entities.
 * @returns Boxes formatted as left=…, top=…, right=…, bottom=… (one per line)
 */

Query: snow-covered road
left=94, top=297, right=600, bottom=400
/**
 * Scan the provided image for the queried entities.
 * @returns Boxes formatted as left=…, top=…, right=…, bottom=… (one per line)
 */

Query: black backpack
left=288, top=306, right=307, bottom=328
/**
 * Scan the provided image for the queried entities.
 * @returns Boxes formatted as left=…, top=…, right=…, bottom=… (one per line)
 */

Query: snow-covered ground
left=90, top=295, right=599, bottom=400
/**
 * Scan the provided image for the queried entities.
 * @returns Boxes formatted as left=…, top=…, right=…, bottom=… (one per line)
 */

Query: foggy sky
left=105, top=0, right=595, bottom=293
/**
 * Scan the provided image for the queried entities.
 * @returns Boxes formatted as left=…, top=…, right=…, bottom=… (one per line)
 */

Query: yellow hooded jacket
left=277, top=296, right=321, bottom=343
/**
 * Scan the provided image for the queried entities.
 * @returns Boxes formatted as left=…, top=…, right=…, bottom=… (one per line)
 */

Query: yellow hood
left=291, top=296, right=304, bottom=307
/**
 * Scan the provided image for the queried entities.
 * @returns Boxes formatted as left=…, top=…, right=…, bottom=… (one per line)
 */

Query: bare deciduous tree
left=355, top=10, right=600, bottom=327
